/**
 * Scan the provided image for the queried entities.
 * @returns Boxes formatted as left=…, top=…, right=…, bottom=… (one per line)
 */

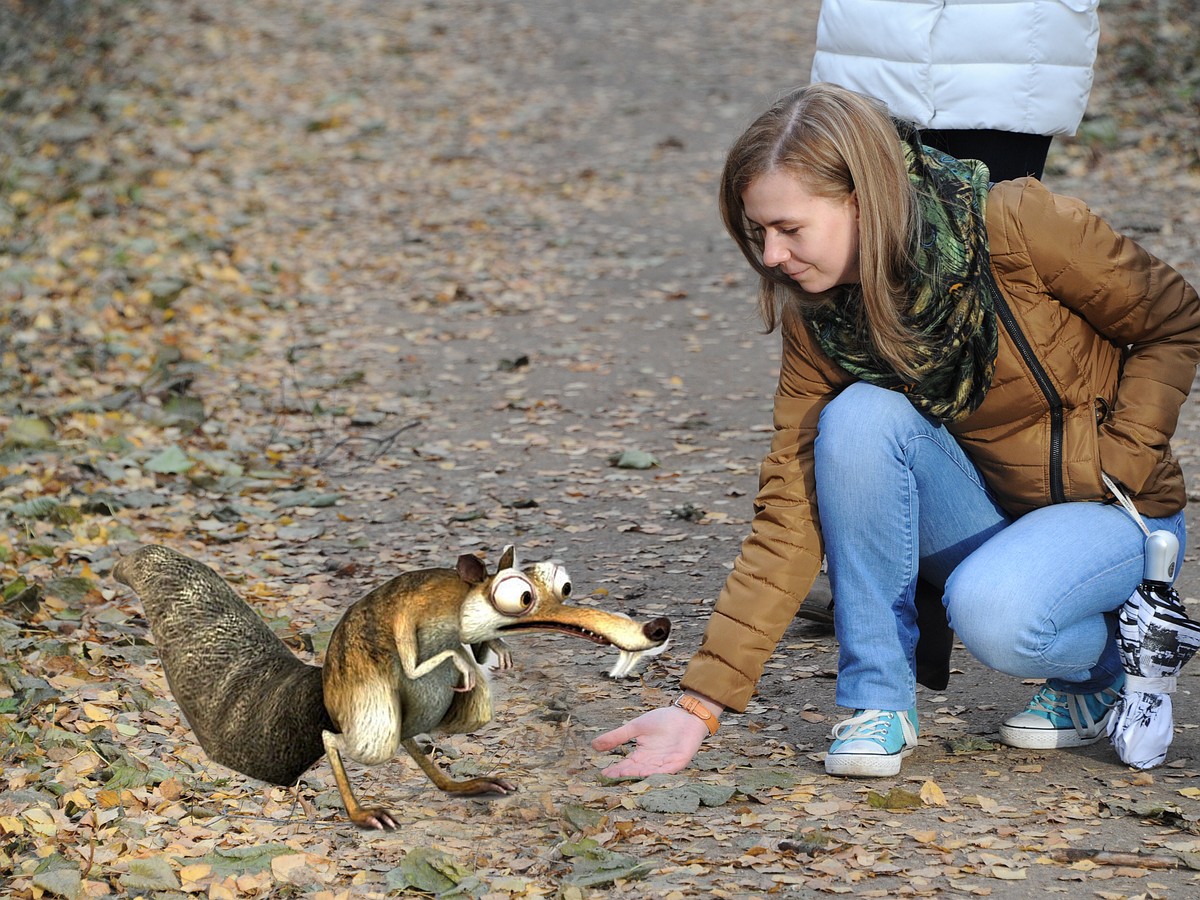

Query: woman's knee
left=945, top=572, right=1045, bottom=676
left=816, top=382, right=924, bottom=462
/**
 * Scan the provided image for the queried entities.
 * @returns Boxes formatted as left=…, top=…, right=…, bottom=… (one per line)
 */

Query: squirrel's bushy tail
left=114, top=545, right=333, bottom=786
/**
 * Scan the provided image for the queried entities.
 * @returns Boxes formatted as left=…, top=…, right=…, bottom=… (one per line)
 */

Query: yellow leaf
left=83, top=703, right=111, bottom=721
left=919, top=780, right=947, bottom=806
left=180, top=863, right=212, bottom=883
left=271, top=854, right=311, bottom=884
left=21, top=808, right=56, bottom=837
left=1178, top=787, right=1200, bottom=799
left=962, top=794, right=999, bottom=811
left=0, top=815, right=25, bottom=835
left=96, top=790, right=122, bottom=809
left=236, top=871, right=276, bottom=892
left=783, top=789, right=817, bottom=804
left=990, top=866, right=1027, bottom=880
left=62, top=790, right=91, bottom=810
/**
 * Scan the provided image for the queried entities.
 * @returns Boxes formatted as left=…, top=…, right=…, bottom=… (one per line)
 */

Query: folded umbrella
left=1107, top=530, right=1200, bottom=770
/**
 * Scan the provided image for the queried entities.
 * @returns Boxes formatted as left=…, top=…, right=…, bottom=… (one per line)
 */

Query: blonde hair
left=719, top=82, right=921, bottom=379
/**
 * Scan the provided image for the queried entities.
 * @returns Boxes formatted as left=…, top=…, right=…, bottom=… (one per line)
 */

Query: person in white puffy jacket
left=810, top=0, right=1100, bottom=181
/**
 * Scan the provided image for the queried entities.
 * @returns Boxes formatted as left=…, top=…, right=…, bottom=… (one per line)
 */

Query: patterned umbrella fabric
left=1107, top=530, right=1200, bottom=770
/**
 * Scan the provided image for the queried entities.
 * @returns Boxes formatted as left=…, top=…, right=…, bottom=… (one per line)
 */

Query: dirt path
left=196, top=1, right=1200, bottom=895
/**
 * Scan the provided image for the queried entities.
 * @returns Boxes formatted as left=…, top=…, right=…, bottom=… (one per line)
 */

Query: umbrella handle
left=1103, top=473, right=1180, bottom=584
left=1145, top=530, right=1179, bottom=585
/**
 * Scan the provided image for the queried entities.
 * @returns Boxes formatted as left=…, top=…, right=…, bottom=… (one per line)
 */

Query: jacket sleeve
left=680, top=308, right=849, bottom=711
left=1001, top=179, right=1200, bottom=495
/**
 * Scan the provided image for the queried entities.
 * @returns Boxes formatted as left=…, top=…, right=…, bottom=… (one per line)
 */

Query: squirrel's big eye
left=550, top=564, right=571, bottom=598
left=491, top=572, right=535, bottom=615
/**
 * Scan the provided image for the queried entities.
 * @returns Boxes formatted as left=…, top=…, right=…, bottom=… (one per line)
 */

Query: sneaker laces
left=1028, top=684, right=1120, bottom=740
left=1026, top=685, right=1069, bottom=717
left=830, top=709, right=917, bottom=747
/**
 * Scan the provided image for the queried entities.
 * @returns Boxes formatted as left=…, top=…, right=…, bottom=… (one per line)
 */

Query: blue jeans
left=813, top=382, right=1187, bottom=712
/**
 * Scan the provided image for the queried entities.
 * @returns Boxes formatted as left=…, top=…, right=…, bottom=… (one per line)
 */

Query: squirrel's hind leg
left=320, top=680, right=404, bottom=830
left=400, top=738, right=516, bottom=796
left=321, top=729, right=402, bottom=830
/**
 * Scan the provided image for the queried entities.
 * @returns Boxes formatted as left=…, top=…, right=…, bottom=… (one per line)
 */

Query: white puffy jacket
left=810, top=0, right=1100, bottom=135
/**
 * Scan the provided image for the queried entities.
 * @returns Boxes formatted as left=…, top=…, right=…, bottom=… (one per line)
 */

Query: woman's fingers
left=592, top=708, right=708, bottom=776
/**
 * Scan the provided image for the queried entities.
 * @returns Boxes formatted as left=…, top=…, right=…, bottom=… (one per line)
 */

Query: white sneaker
left=824, top=708, right=919, bottom=777
left=998, top=675, right=1125, bottom=749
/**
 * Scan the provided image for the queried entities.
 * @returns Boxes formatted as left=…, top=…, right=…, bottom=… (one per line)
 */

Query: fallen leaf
left=989, top=865, right=1027, bottom=880
left=122, top=857, right=180, bottom=892
left=608, top=449, right=660, bottom=469
left=144, top=445, right=194, bottom=474
left=920, top=780, right=947, bottom=806
left=867, top=788, right=923, bottom=810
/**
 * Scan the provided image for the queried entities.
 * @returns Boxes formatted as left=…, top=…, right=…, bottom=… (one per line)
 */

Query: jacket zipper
left=992, top=291, right=1066, bottom=504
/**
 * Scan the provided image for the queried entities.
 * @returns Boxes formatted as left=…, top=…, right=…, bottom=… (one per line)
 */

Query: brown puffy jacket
left=681, top=178, right=1200, bottom=712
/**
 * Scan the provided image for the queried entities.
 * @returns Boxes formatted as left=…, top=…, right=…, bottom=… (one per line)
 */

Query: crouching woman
left=594, top=82, right=1200, bottom=778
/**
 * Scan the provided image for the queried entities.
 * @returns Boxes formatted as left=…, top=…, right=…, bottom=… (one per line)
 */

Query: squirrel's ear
left=497, top=545, right=516, bottom=571
left=456, top=554, right=488, bottom=585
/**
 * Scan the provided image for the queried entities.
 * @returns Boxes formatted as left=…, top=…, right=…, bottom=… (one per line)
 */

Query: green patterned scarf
left=807, top=131, right=999, bottom=423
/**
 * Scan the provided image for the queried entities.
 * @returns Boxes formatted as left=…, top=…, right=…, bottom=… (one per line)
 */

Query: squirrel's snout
left=643, top=617, right=671, bottom=644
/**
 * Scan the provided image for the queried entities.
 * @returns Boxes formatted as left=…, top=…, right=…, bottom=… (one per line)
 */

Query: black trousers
left=920, top=128, right=1054, bottom=182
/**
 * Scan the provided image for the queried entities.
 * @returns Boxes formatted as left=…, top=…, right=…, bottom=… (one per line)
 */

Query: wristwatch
left=674, top=694, right=719, bottom=735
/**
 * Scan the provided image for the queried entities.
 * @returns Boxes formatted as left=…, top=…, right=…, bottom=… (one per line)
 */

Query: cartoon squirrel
left=113, top=544, right=670, bottom=829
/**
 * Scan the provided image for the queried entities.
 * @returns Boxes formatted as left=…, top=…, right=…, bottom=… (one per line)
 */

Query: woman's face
left=741, top=169, right=861, bottom=292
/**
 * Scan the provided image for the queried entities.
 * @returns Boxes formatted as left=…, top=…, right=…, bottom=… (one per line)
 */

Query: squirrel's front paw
left=452, top=664, right=476, bottom=693
left=484, top=638, right=513, bottom=670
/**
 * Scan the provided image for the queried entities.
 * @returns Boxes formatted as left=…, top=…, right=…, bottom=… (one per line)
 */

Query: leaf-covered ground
left=3, top=0, right=1200, bottom=897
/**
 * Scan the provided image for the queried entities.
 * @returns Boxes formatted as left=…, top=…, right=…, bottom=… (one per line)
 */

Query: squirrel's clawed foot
left=452, top=775, right=517, bottom=796
left=349, top=806, right=403, bottom=831
left=347, top=777, right=516, bottom=829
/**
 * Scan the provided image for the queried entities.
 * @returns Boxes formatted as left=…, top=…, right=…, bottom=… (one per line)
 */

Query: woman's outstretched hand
left=591, top=705, right=712, bottom=778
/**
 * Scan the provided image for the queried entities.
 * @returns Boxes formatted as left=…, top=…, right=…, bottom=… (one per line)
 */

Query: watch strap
left=674, top=694, right=719, bottom=735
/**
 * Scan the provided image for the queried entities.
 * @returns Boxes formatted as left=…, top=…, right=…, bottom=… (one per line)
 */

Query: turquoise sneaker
left=998, top=672, right=1126, bottom=749
left=824, top=708, right=919, bottom=777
